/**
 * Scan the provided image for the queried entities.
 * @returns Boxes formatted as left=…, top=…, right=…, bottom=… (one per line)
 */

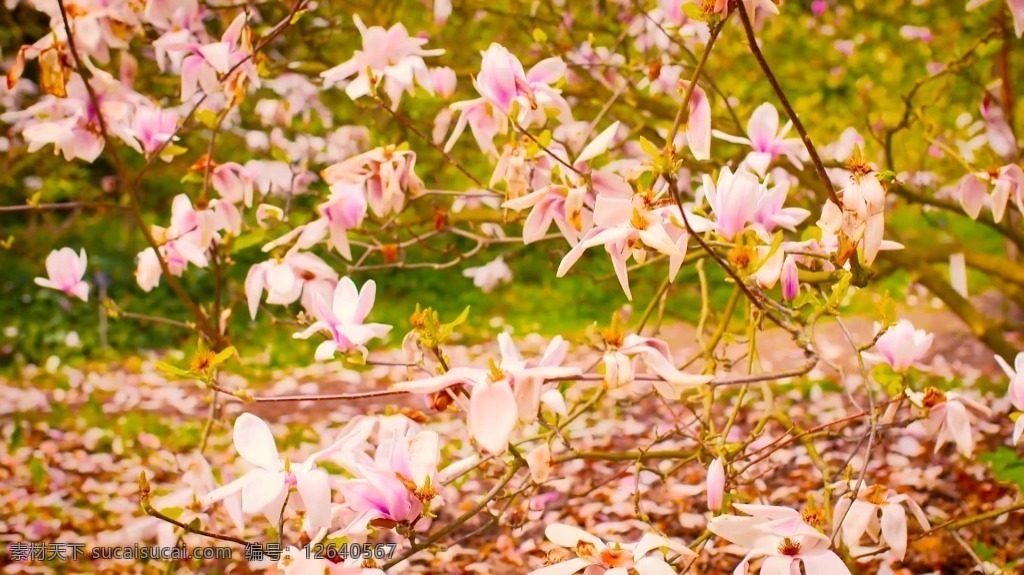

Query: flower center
left=778, top=537, right=802, bottom=557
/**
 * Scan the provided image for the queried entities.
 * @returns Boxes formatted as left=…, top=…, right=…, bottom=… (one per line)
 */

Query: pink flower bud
left=707, top=457, right=725, bottom=512
left=781, top=255, right=799, bottom=301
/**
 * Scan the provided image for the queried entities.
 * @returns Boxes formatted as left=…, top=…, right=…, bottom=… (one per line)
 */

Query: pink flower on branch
left=35, top=247, right=89, bottom=302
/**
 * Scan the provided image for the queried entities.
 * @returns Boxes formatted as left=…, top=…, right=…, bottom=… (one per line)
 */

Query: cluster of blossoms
left=9, top=0, right=1024, bottom=573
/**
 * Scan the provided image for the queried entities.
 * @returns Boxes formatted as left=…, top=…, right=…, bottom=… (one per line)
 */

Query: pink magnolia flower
left=322, top=147, right=425, bottom=217
left=980, top=93, right=1018, bottom=159
left=463, top=256, right=513, bottom=292
left=618, top=334, right=713, bottom=398
left=244, top=251, right=338, bottom=319
left=994, top=352, right=1024, bottom=443
left=393, top=334, right=579, bottom=454
left=752, top=176, right=811, bottom=233
left=708, top=503, right=850, bottom=575
left=320, top=16, right=443, bottom=108
left=445, top=44, right=570, bottom=153
left=707, top=458, right=725, bottom=512
left=474, top=43, right=569, bottom=121
left=136, top=194, right=239, bottom=291
left=211, top=162, right=255, bottom=207
left=1, top=68, right=145, bottom=162
left=531, top=524, right=694, bottom=575
left=431, top=67, right=458, bottom=99
left=686, top=82, right=712, bottom=160
left=713, top=103, right=807, bottom=176
left=867, top=320, right=933, bottom=372
left=292, top=277, right=392, bottom=361
left=818, top=169, right=889, bottom=265
left=132, top=106, right=178, bottom=157
left=318, top=182, right=368, bottom=260
left=172, top=13, right=257, bottom=102
left=967, top=0, right=1024, bottom=37
left=204, top=414, right=369, bottom=536
left=909, top=387, right=991, bottom=457
left=701, top=167, right=763, bottom=241
left=35, top=247, right=89, bottom=302
left=832, top=482, right=931, bottom=561
left=957, top=165, right=1024, bottom=223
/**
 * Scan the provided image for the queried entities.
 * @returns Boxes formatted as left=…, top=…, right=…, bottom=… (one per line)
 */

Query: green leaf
left=972, top=541, right=996, bottom=562
left=154, top=361, right=192, bottom=378
left=638, top=137, right=660, bottom=159
left=158, top=144, right=189, bottom=161
left=212, top=346, right=236, bottom=367
left=980, top=447, right=1024, bottom=491
left=180, top=172, right=204, bottom=185
left=159, top=507, right=186, bottom=522
left=437, top=306, right=470, bottom=342
left=289, top=8, right=308, bottom=24
left=270, top=146, right=290, bottom=163
left=532, top=28, right=548, bottom=43
left=231, top=229, right=268, bottom=253
left=870, top=363, right=904, bottom=397
left=196, top=109, right=219, bottom=130
left=29, top=456, right=46, bottom=488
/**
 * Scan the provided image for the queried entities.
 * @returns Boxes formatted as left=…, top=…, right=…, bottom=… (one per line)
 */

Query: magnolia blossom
left=463, top=257, right=513, bottom=292
left=35, top=248, right=90, bottom=302
left=908, top=387, right=992, bottom=457
left=713, top=103, right=806, bottom=176
left=967, top=0, right=1024, bottom=37
left=132, top=106, right=178, bottom=157
left=780, top=255, right=799, bottom=301
left=1, top=68, right=145, bottom=162
left=530, top=524, right=694, bottom=575
left=980, top=93, right=1018, bottom=158
left=701, top=167, right=763, bottom=241
left=556, top=177, right=713, bottom=300
left=322, top=147, right=425, bottom=217
left=445, top=43, right=570, bottom=154
left=321, top=16, right=443, bottom=108
left=167, top=13, right=258, bottom=102
left=708, top=503, right=850, bottom=575
left=393, top=334, right=579, bottom=454
left=244, top=252, right=338, bottom=319
left=994, top=352, right=1024, bottom=443
left=293, top=277, right=392, bottom=361
left=818, top=168, right=891, bottom=265
left=136, top=194, right=240, bottom=291
left=833, top=483, right=931, bottom=561
left=867, top=320, right=933, bottom=372
left=957, top=165, right=1024, bottom=223
left=601, top=332, right=712, bottom=399
left=204, top=414, right=369, bottom=537
left=753, top=177, right=811, bottom=233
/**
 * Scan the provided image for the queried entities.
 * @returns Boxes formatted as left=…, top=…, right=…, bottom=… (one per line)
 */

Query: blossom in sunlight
left=867, top=320, right=933, bottom=372
left=444, top=43, right=570, bottom=154
left=909, top=387, right=992, bottom=458
left=708, top=503, right=850, bottom=575
left=752, top=176, right=811, bottom=233
left=135, top=194, right=240, bottom=292
left=463, top=257, right=513, bottom=293
left=817, top=162, right=894, bottom=265
left=393, top=334, right=578, bottom=454
left=244, top=251, right=338, bottom=319
left=832, top=482, right=931, bottom=561
left=700, top=167, right=763, bottom=241
left=35, top=248, right=89, bottom=302
left=168, top=13, right=258, bottom=102
left=617, top=334, right=712, bottom=398
left=980, top=93, right=1018, bottom=159
left=530, top=523, right=694, bottom=575
left=293, top=277, right=392, bottom=361
left=994, top=352, right=1024, bottom=444
left=320, top=16, right=443, bottom=108
left=132, top=106, right=179, bottom=158
left=713, top=103, right=806, bottom=176
left=204, top=414, right=369, bottom=536
left=322, top=146, right=425, bottom=217
left=1, top=68, right=146, bottom=162
left=957, top=164, right=1024, bottom=224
